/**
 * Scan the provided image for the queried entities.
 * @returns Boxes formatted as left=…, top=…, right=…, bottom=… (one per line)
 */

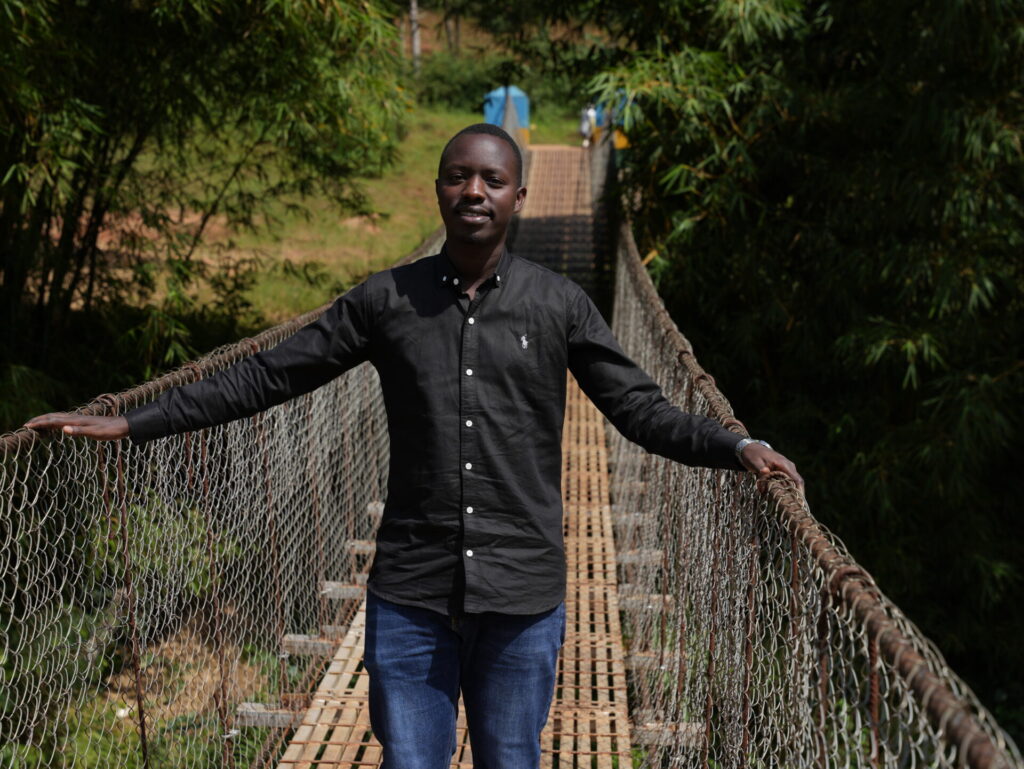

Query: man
left=26, top=124, right=803, bottom=768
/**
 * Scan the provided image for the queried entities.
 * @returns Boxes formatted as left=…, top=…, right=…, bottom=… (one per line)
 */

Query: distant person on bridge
left=26, top=124, right=803, bottom=769
left=579, top=102, right=597, bottom=147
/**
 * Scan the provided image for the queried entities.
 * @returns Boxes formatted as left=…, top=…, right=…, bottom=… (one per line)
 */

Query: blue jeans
left=364, top=592, right=566, bottom=769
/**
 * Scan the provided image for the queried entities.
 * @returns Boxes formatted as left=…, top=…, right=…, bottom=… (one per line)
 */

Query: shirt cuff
left=124, top=401, right=168, bottom=445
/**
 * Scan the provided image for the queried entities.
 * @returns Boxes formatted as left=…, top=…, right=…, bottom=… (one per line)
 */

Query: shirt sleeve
left=566, top=284, right=744, bottom=471
left=125, top=280, right=374, bottom=444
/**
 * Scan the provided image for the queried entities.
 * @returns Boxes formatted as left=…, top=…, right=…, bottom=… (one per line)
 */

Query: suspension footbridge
left=1, top=144, right=1019, bottom=769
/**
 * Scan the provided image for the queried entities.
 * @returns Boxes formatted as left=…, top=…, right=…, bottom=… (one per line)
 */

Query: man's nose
left=462, top=175, right=485, bottom=199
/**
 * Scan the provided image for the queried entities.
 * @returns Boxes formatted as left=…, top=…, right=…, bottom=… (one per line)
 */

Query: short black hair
left=438, top=123, right=524, bottom=186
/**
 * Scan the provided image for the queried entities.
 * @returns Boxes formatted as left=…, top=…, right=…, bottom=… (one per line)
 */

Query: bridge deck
left=275, top=146, right=632, bottom=768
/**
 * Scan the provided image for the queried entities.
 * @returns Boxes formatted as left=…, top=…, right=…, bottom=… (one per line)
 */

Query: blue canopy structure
left=483, top=85, right=530, bottom=131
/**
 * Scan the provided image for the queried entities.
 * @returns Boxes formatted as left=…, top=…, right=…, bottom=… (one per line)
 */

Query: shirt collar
left=437, top=244, right=511, bottom=292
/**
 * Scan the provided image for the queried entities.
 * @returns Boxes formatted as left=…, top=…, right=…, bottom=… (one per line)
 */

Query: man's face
left=435, top=133, right=526, bottom=248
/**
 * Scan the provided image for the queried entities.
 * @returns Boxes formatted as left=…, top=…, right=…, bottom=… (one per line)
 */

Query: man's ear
left=514, top=186, right=527, bottom=213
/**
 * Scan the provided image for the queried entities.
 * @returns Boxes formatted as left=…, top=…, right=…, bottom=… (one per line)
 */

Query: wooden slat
left=282, top=634, right=337, bottom=657
left=616, top=548, right=664, bottom=566
left=321, top=582, right=364, bottom=600
left=632, top=721, right=704, bottom=749
left=236, top=703, right=303, bottom=729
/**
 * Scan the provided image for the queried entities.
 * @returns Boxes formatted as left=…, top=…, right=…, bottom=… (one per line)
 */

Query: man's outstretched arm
left=566, top=284, right=804, bottom=492
left=25, top=280, right=374, bottom=444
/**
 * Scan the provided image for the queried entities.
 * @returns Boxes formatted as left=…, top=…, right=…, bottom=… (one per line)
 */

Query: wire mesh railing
left=2, top=336, right=388, bottom=769
left=0, top=228, right=444, bottom=769
left=607, top=221, right=1022, bottom=769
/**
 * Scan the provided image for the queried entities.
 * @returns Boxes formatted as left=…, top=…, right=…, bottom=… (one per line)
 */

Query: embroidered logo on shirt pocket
left=507, top=329, right=542, bottom=373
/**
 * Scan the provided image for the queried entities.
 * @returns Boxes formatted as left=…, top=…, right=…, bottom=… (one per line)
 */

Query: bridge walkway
left=275, top=147, right=634, bottom=768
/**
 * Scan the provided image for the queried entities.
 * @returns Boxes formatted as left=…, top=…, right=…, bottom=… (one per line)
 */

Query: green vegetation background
left=1, top=0, right=1021, bottom=755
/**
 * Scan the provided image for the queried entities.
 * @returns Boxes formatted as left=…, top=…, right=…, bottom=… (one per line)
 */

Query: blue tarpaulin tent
left=483, top=85, right=529, bottom=131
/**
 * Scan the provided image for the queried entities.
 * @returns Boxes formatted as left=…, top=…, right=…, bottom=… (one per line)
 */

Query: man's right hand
left=24, top=413, right=130, bottom=441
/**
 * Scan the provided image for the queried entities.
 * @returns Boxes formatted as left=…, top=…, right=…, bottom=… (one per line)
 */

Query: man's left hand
left=739, top=443, right=804, bottom=493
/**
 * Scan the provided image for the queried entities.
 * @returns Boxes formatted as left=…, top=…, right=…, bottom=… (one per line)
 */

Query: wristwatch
left=735, top=437, right=772, bottom=461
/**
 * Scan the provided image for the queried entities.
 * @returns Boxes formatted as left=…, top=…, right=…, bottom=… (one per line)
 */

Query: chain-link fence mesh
left=2, top=337, right=388, bottom=769
left=608, top=223, right=1022, bottom=769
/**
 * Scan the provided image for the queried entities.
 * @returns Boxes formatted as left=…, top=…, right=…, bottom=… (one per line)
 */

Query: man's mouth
left=456, top=208, right=491, bottom=223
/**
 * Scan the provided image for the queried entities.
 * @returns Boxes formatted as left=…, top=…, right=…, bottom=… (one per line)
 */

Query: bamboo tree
left=0, top=0, right=405, bottom=378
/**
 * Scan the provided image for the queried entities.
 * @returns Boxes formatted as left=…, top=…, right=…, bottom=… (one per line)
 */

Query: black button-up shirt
left=126, top=250, right=744, bottom=615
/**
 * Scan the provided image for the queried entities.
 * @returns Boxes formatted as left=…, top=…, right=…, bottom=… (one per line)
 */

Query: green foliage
left=1, top=605, right=104, bottom=742
left=410, top=48, right=580, bottom=122
left=412, top=50, right=510, bottom=111
left=0, top=484, right=254, bottom=764
left=0, top=742, right=49, bottom=769
left=587, top=0, right=1024, bottom=735
left=90, top=494, right=241, bottom=605
left=8, top=688, right=272, bottom=769
left=47, top=696, right=145, bottom=769
left=0, top=364, right=68, bottom=428
left=0, top=0, right=405, bottom=419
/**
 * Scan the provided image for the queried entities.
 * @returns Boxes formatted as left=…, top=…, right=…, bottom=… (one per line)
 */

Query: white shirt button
left=465, top=368, right=473, bottom=376
left=466, top=549, right=474, bottom=557
left=466, top=506, right=474, bottom=514
left=465, top=462, right=472, bottom=470
left=468, top=317, right=475, bottom=325
left=465, top=419, right=473, bottom=427
left=453, top=278, right=460, bottom=286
